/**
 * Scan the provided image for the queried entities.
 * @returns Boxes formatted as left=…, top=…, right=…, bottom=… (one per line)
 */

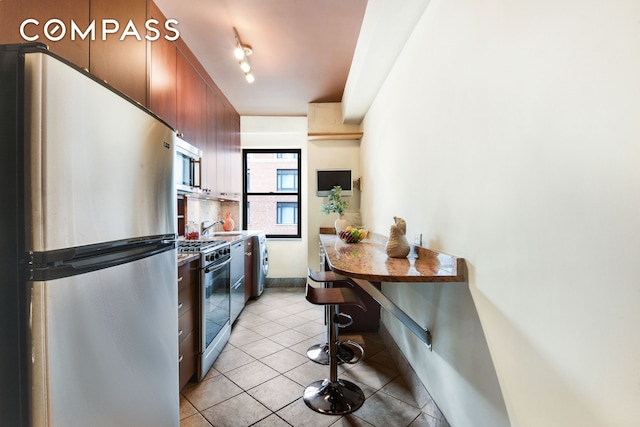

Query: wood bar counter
left=319, top=232, right=467, bottom=349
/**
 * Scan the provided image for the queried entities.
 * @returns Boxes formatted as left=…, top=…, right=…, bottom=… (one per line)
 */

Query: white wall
left=241, top=116, right=309, bottom=278
left=307, top=139, right=361, bottom=269
left=356, top=0, right=640, bottom=426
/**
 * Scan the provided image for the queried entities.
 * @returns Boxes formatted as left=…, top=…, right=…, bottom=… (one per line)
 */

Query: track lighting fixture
left=233, top=28, right=254, bottom=83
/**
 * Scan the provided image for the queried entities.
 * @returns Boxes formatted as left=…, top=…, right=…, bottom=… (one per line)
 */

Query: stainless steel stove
left=177, top=239, right=231, bottom=380
left=178, top=239, right=227, bottom=254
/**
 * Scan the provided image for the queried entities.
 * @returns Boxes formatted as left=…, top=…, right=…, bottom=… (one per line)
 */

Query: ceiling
left=153, top=0, right=368, bottom=117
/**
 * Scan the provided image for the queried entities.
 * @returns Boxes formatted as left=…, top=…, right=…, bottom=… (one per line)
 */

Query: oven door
left=199, top=256, right=231, bottom=380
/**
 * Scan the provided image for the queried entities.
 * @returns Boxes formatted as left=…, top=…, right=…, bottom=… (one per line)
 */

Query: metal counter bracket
left=352, top=278, right=433, bottom=351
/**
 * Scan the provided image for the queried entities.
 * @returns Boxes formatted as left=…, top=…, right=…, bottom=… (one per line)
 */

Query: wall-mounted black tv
left=316, top=169, right=352, bottom=197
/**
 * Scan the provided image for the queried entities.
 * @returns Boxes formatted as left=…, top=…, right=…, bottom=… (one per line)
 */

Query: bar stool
left=302, top=282, right=367, bottom=415
left=306, top=268, right=358, bottom=365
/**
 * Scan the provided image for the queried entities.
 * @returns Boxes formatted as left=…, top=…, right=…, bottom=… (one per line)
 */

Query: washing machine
left=252, top=233, right=268, bottom=297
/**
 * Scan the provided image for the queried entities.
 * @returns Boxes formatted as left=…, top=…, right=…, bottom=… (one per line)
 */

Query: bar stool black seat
left=302, top=282, right=367, bottom=415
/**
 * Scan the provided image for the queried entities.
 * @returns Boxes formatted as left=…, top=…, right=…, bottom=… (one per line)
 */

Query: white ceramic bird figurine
left=385, top=216, right=410, bottom=258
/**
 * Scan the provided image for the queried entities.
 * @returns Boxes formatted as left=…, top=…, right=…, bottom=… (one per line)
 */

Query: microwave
left=175, top=137, right=202, bottom=193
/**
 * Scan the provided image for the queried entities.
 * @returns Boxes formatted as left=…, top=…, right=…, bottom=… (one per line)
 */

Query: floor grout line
left=180, top=287, right=430, bottom=427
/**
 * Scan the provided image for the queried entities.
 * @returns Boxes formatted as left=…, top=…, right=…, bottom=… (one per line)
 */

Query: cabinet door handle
left=178, top=302, right=183, bottom=310
left=245, top=252, right=252, bottom=256
left=178, top=355, right=184, bottom=363
left=178, top=329, right=183, bottom=337
left=178, top=276, right=183, bottom=282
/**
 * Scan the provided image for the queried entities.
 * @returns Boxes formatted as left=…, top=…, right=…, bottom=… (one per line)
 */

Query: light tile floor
left=180, top=287, right=439, bottom=427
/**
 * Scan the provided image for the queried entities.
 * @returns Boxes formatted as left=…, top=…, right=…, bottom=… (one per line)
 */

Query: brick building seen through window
left=242, top=149, right=301, bottom=238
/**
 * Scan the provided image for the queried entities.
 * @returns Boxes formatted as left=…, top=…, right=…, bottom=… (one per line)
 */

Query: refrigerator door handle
left=29, top=239, right=175, bottom=281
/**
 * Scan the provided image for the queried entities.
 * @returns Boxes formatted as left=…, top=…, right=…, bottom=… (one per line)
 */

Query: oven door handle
left=232, top=279, right=243, bottom=290
left=204, top=257, right=231, bottom=274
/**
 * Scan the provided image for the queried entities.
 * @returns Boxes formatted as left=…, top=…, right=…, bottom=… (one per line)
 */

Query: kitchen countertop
left=320, top=232, right=466, bottom=350
left=319, top=232, right=466, bottom=283
left=177, top=252, right=199, bottom=267
left=200, top=230, right=261, bottom=244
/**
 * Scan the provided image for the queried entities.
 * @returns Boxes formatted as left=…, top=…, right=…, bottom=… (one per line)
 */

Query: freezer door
left=23, top=52, right=176, bottom=252
left=29, top=249, right=179, bottom=427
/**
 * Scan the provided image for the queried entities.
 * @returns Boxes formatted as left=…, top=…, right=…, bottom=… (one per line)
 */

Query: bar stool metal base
left=303, top=379, right=365, bottom=415
left=306, top=342, right=354, bottom=365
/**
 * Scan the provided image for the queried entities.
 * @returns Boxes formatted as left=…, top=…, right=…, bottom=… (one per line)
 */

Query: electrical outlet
left=414, top=233, right=422, bottom=247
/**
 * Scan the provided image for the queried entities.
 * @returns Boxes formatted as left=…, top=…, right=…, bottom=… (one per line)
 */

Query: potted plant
left=321, top=186, right=349, bottom=231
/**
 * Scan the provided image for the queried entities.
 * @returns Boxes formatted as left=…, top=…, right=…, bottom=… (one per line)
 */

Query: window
left=277, top=169, right=298, bottom=191
left=242, top=149, right=302, bottom=238
left=276, top=202, right=298, bottom=224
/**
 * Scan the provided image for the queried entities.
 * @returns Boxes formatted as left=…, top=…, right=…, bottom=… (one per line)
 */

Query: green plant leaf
left=321, top=186, right=349, bottom=216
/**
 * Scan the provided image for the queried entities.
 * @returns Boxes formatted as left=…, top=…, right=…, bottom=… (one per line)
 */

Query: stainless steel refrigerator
left=0, top=43, right=179, bottom=426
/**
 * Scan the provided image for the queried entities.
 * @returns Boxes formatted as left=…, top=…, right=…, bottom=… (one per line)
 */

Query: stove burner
left=178, top=239, right=226, bottom=253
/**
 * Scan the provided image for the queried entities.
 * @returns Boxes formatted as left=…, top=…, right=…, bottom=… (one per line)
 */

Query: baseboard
left=378, top=323, right=450, bottom=427
left=265, top=277, right=306, bottom=288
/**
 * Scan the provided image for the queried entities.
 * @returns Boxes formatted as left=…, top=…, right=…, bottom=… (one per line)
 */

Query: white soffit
left=342, top=0, right=431, bottom=124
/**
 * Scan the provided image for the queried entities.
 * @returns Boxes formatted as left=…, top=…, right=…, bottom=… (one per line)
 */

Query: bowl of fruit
left=338, top=226, right=368, bottom=243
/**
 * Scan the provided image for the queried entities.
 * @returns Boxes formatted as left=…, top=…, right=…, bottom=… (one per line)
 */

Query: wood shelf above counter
left=307, top=103, right=362, bottom=141
left=307, top=132, right=363, bottom=141
left=319, top=232, right=466, bottom=283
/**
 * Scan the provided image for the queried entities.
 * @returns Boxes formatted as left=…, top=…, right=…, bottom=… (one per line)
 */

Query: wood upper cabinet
left=205, top=86, right=219, bottom=193
left=0, top=0, right=90, bottom=69
left=147, top=3, right=241, bottom=198
left=213, top=102, right=241, bottom=201
left=89, top=0, right=148, bottom=106
left=149, top=1, right=177, bottom=126
left=215, top=96, right=229, bottom=199
left=0, top=0, right=147, bottom=105
left=229, top=115, right=242, bottom=200
left=176, top=49, right=206, bottom=151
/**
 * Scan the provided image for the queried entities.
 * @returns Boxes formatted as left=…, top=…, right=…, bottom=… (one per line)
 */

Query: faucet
left=201, top=220, right=225, bottom=236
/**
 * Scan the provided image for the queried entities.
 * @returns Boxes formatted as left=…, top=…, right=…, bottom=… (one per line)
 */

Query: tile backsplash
left=185, top=198, right=240, bottom=234
left=186, top=198, right=221, bottom=233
